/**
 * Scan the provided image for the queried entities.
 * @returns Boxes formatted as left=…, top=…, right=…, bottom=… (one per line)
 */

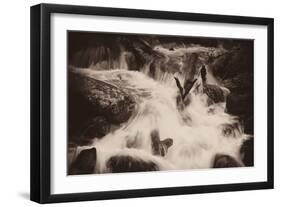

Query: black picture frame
left=30, top=3, right=274, bottom=204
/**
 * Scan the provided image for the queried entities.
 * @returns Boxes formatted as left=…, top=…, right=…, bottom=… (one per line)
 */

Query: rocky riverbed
left=67, top=33, right=254, bottom=174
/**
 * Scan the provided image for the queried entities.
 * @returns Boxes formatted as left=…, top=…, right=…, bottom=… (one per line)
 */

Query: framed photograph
left=30, top=3, right=274, bottom=203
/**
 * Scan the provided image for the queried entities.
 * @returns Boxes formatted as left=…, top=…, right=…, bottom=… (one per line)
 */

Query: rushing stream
left=68, top=35, right=253, bottom=174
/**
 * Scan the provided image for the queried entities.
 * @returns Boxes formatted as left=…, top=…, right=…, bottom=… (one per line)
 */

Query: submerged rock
left=213, top=154, right=243, bottom=168
left=106, top=155, right=159, bottom=173
left=150, top=129, right=173, bottom=156
left=69, top=147, right=97, bottom=175
left=220, top=122, right=242, bottom=138
left=240, top=137, right=254, bottom=166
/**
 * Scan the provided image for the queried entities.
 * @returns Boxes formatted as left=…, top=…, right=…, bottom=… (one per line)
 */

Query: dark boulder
left=69, top=72, right=135, bottom=123
left=226, top=93, right=252, bottom=117
left=226, top=93, right=253, bottom=134
left=68, top=71, right=136, bottom=143
left=69, top=147, right=97, bottom=175
left=203, top=44, right=253, bottom=134
left=210, top=42, right=253, bottom=82
left=203, top=84, right=228, bottom=104
left=150, top=129, right=173, bottom=156
left=213, top=154, right=243, bottom=168
left=214, top=48, right=253, bottom=135
left=198, top=64, right=229, bottom=104
left=240, top=137, right=254, bottom=166
left=69, top=116, right=111, bottom=146
left=106, top=155, right=159, bottom=173
left=81, top=116, right=111, bottom=139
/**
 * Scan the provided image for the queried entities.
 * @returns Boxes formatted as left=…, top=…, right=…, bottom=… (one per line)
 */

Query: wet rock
left=174, top=77, right=184, bottom=99
left=174, top=77, right=197, bottom=102
left=69, top=147, right=97, bottom=175
left=240, top=137, right=254, bottom=166
left=226, top=93, right=252, bottom=117
left=199, top=65, right=229, bottom=105
left=200, top=65, right=207, bottom=83
left=213, top=45, right=253, bottom=135
left=213, top=154, right=243, bottom=168
left=212, top=43, right=253, bottom=83
left=220, top=122, right=242, bottom=138
left=106, top=155, right=159, bottom=173
left=226, top=93, right=253, bottom=134
left=81, top=116, right=111, bottom=139
left=150, top=129, right=173, bottom=156
left=160, top=138, right=174, bottom=155
left=184, top=79, right=197, bottom=96
left=68, top=71, right=136, bottom=142
left=69, top=116, right=111, bottom=146
left=243, top=117, right=254, bottom=135
left=203, top=84, right=228, bottom=104
left=223, top=73, right=253, bottom=93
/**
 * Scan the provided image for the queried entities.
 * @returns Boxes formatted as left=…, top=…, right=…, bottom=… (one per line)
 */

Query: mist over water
left=70, top=43, right=250, bottom=173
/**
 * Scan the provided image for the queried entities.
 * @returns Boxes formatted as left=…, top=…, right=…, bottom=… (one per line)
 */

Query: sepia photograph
left=67, top=31, right=254, bottom=175
left=30, top=4, right=274, bottom=203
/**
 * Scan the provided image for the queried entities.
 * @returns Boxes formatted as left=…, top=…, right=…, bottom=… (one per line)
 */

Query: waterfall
left=68, top=38, right=253, bottom=174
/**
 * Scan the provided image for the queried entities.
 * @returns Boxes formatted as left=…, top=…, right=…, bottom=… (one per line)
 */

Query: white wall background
left=0, top=0, right=279, bottom=206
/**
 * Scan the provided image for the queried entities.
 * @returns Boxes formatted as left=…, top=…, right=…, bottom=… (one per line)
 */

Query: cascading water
left=69, top=44, right=250, bottom=174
